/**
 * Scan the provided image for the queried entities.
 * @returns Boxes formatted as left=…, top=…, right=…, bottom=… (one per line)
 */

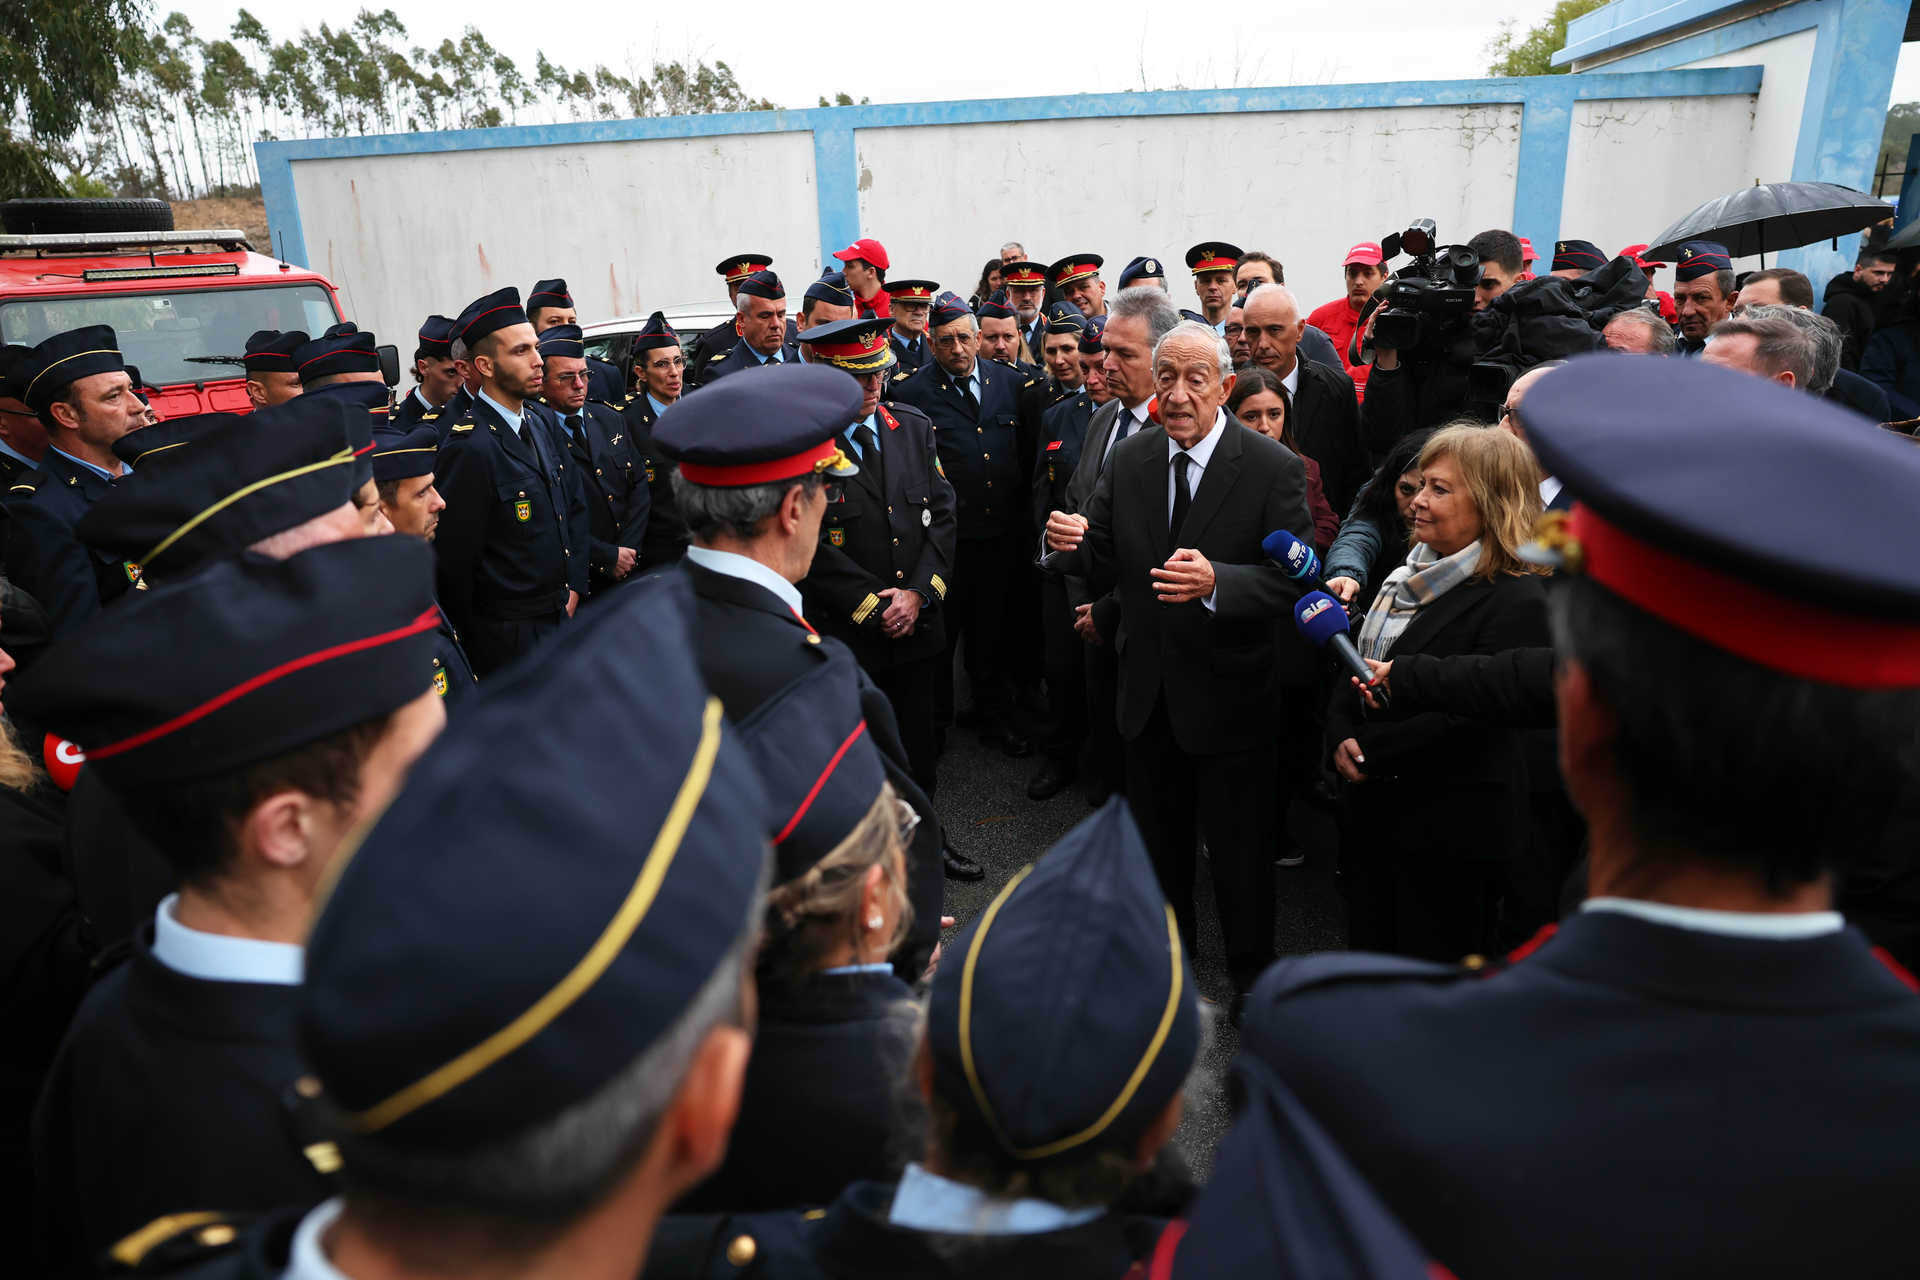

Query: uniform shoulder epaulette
left=1024, top=378, right=1036, bottom=388
left=447, top=421, right=474, bottom=434
left=108, top=1210, right=244, bottom=1272
left=708, top=351, right=728, bottom=363
left=1255, top=951, right=1467, bottom=1005
left=9, top=477, right=38, bottom=494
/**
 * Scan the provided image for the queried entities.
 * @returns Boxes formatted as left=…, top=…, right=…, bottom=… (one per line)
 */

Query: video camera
left=1369, top=219, right=1480, bottom=368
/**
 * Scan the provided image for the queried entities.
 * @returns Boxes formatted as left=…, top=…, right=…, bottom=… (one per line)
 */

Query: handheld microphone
left=1261, top=529, right=1325, bottom=588
left=1293, top=591, right=1388, bottom=706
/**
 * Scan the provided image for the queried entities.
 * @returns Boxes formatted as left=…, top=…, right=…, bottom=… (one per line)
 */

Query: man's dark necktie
left=517, top=419, right=534, bottom=452
left=1171, top=452, right=1192, bottom=540
left=565, top=414, right=582, bottom=441
left=956, top=375, right=980, bottom=417
left=852, top=423, right=880, bottom=467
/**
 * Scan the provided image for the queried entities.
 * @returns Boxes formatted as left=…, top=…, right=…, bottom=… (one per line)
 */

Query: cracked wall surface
left=1561, top=95, right=1760, bottom=265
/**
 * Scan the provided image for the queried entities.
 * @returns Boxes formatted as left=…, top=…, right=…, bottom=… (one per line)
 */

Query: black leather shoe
left=942, top=844, right=984, bottom=881
left=1027, top=760, right=1075, bottom=801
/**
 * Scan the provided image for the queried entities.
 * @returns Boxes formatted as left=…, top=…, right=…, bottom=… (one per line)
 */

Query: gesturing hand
left=1152, top=548, right=1215, bottom=604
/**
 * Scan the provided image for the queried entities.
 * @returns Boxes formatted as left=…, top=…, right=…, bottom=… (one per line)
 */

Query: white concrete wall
left=1559, top=94, right=1760, bottom=271
left=853, top=105, right=1524, bottom=323
left=1677, top=29, right=1817, bottom=190
left=288, top=132, right=821, bottom=347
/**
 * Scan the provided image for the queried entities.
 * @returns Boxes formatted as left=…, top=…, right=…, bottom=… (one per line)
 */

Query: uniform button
left=1461, top=954, right=1487, bottom=971
left=986, top=481, right=993, bottom=488
left=983, top=453, right=991, bottom=460
left=887, top=506, right=894, bottom=514
left=726, top=1235, right=757, bottom=1267
left=895, top=570, right=905, bottom=579
left=892, top=537, right=900, bottom=545
left=976, top=427, right=983, bottom=434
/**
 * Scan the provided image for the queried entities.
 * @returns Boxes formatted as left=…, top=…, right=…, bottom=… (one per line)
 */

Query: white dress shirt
left=1279, top=357, right=1300, bottom=399
left=1582, top=896, right=1844, bottom=940
left=888, top=1163, right=1104, bottom=1235
left=151, top=893, right=304, bottom=985
left=1540, top=475, right=1564, bottom=508
left=283, top=1198, right=348, bottom=1280
left=685, top=545, right=804, bottom=616
left=1166, top=408, right=1227, bottom=612
left=1100, top=398, right=1151, bottom=464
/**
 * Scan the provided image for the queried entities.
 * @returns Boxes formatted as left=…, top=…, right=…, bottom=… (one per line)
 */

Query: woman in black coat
left=1328, top=425, right=1550, bottom=962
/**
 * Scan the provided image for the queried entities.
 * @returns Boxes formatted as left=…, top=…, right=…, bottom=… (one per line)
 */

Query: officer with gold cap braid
left=689, top=252, right=776, bottom=371
left=96, top=572, right=772, bottom=1279
left=645, top=798, right=1198, bottom=1278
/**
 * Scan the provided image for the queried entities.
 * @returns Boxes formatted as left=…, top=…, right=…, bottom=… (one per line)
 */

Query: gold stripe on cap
left=127, top=439, right=192, bottom=465
left=140, top=454, right=354, bottom=567
left=110, top=1212, right=227, bottom=1268
left=342, top=696, right=726, bottom=1134
left=958, top=868, right=1184, bottom=1161
left=379, top=446, right=437, bottom=458
left=24, top=348, right=119, bottom=401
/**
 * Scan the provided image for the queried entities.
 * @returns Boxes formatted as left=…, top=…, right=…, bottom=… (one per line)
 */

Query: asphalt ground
left=929, top=716, right=1349, bottom=1179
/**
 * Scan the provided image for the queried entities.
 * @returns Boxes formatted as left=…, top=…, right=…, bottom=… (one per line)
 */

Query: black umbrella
left=1881, top=217, right=1920, bottom=253
left=1644, top=181, right=1891, bottom=261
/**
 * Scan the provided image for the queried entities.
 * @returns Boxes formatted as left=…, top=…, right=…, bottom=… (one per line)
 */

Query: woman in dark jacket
left=680, top=762, right=922, bottom=1213
left=1328, top=425, right=1550, bottom=961
left=1323, top=430, right=1432, bottom=615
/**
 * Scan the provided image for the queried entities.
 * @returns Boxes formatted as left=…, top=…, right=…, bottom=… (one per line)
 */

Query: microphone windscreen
left=1292, top=591, right=1351, bottom=646
left=1262, top=529, right=1318, bottom=581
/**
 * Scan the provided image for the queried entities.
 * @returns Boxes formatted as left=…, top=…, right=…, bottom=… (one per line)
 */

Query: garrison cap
left=654, top=363, right=859, bottom=486
left=416, top=315, right=457, bottom=359
left=1000, top=261, right=1048, bottom=289
left=454, top=287, right=529, bottom=348
left=10, top=536, right=440, bottom=791
left=632, top=311, right=680, bottom=353
left=21, top=325, right=125, bottom=413
left=77, top=397, right=358, bottom=583
left=930, top=798, right=1199, bottom=1166
left=737, top=270, right=786, bottom=302
left=1674, top=241, right=1733, bottom=283
left=1524, top=355, right=1920, bottom=688
left=1079, top=315, right=1107, bottom=354
left=717, top=253, right=774, bottom=284
left=798, top=316, right=896, bottom=374
left=244, top=329, right=308, bottom=374
left=931, top=295, right=975, bottom=329
left=974, top=297, right=1016, bottom=322
left=371, top=423, right=440, bottom=483
left=831, top=237, right=890, bottom=271
left=110, top=411, right=231, bottom=468
left=1178, top=308, right=1209, bottom=325
left=806, top=270, right=856, bottom=310
left=1551, top=239, right=1607, bottom=273
left=1171, top=1056, right=1447, bottom=1278
left=0, top=343, right=31, bottom=400
left=1048, top=254, right=1103, bottom=287
left=299, top=571, right=769, bottom=1150
left=886, top=279, right=938, bottom=303
left=1117, top=256, right=1165, bottom=289
left=534, top=322, right=586, bottom=360
left=527, top=278, right=574, bottom=313
left=295, top=326, right=380, bottom=383
left=1045, top=300, right=1087, bottom=335
left=1186, top=241, right=1242, bottom=275
left=735, top=659, right=889, bottom=883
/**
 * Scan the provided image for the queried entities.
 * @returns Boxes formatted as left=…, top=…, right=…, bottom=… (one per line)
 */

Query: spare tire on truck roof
left=0, top=198, right=175, bottom=235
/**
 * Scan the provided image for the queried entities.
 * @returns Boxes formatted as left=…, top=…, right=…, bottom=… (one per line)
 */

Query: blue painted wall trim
left=255, top=67, right=1762, bottom=272
left=1544, top=0, right=1903, bottom=295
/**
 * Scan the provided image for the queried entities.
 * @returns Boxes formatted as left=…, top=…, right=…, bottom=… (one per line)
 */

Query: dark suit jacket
left=1051, top=397, right=1134, bottom=611
left=1242, top=911, right=1920, bottom=1280
left=1290, top=356, right=1367, bottom=516
left=1064, top=414, right=1312, bottom=754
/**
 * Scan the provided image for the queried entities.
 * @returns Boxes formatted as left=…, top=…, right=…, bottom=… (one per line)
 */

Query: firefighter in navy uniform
left=238, top=329, right=306, bottom=409
left=391, top=315, right=460, bottom=432
left=689, top=252, right=775, bottom=371
left=890, top=296, right=1033, bottom=757
left=1028, top=314, right=1108, bottom=801
left=3, top=326, right=148, bottom=636
left=619, top=311, right=691, bottom=568
left=370, top=421, right=479, bottom=712
left=885, top=279, right=938, bottom=376
left=795, top=316, right=957, bottom=810
left=527, top=278, right=625, bottom=405
left=698, top=270, right=801, bottom=387
left=432, top=287, right=586, bottom=675
left=534, top=323, right=651, bottom=595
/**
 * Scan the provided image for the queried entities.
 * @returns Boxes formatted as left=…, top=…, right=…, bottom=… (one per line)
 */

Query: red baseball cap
left=1343, top=242, right=1384, bottom=268
left=832, top=237, right=890, bottom=271
left=1518, top=237, right=1537, bottom=264
left=1620, top=243, right=1661, bottom=272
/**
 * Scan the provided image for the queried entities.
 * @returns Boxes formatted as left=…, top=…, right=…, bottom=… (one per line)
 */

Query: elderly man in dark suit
left=1243, top=283, right=1366, bottom=513
left=1046, top=319, right=1312, bottom=1022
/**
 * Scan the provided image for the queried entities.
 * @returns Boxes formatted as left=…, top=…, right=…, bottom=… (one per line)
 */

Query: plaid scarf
left=1356, top=539, right=1484, bottom=660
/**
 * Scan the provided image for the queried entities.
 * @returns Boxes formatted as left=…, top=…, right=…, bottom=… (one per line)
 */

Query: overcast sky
left=161, top=1, right=1920, bottom=121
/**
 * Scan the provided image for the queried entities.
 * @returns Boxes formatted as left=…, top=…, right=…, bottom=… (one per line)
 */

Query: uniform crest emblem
left=122, top=561, right=142, bottom=585
left=645, top=465, right=657, bottom=482
left=828, top=526, right=845, bottom=547
left=514, top=500, right=532, bottom=522
left=433, top=667, right=449, bottom=696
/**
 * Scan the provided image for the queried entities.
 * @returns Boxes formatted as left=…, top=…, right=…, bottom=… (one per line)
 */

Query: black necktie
left=565, top=414, right=582, bottom=440
left=1171, top=452, right=1192, bottom=540
left=852, top=423, right=879, bottom=464
left=956, top=375, right=980, bottom=416
left=517, top=419, right=534, bottom=452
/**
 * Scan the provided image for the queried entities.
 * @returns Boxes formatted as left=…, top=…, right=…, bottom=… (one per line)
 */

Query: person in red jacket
left=1306, top=241, right=1387, bottom=402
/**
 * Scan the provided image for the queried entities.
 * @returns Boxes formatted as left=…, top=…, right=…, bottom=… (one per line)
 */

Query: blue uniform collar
left=50, top=445, right=121, bottom=481
left=477, top=387, right=524, bottom=435
left=0, top=438, right=36, bottom=469
left=151, top=894, right=304, bottom=986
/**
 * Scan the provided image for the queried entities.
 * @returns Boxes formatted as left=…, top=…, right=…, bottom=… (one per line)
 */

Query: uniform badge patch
left=123, top=561, right=143, bottom=586
left=433, top=668, right=449, bottom=696
left=515, top=500, right=532, bottom=522
left=921, top=507, right=932, bottom=527
left=828, top=526, right=845, bottom=547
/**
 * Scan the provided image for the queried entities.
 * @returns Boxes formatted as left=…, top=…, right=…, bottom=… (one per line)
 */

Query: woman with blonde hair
left=680, top=667, right=923, bottom=1213
left=1326, top=424, right=1551, bottom=961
